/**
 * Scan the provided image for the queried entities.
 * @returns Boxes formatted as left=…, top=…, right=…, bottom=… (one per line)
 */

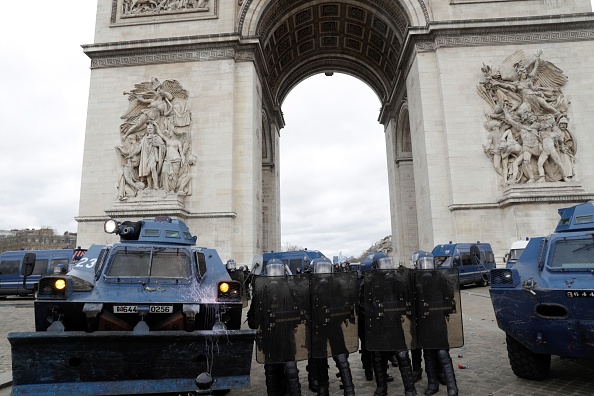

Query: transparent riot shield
left=309, top=271, right=359, bottom=358
left=363, top=267, right=415, bottom=351
left=253, top=274, right=310, bottom=363
left=414, top=268, right=464, bottom=349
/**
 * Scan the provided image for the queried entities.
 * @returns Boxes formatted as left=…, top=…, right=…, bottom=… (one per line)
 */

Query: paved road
left=1, top=287, right=594, bottom=395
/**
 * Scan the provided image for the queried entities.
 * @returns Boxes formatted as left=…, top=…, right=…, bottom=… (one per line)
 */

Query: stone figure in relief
left=477, top=50, right=576, bottom=184
left=122, top=0, right=209, bottom=16
left=116, top=150, right=145, bottom=200
left=116, top=78, right=195, bottom=199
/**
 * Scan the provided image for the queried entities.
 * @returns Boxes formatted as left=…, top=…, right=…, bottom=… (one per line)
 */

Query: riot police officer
left=415, top=251, right=458, bottom=396
left=247, top=259, right=302, bottom=396
left=310, top=258, right=356, bottom=396
left=367, top=254, right=417, bottom=396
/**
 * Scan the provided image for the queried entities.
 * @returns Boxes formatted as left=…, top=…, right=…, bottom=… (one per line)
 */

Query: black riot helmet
left=416, top=251, right=435, bottom=270
left=226, top=259, right=236, bottom=271
left=312, top=258, right=333, bottom=274
left=410, top=250, right=424, bottom=269
left=371, top=252, right=395, bottom=270
left=266, top=258, right=285, bottom=276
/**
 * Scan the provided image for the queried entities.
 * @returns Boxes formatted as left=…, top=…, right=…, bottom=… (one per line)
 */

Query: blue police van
left=0, top=248, right=86, bottom=297
left=432, top=242, right=496, bottom=286
left=263, top=249, right=327, bottom=274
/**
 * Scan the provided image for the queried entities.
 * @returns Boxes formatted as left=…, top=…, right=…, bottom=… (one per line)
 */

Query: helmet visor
left=267, top=263, right=285, bottom=276
left=376, top=257, right=396, bottom=270
left=314, top=262, right=333, bottom=274
left=417, top=256, right=435, bottom=270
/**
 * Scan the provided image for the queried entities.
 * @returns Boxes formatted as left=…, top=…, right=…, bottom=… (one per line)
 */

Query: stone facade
left=77, top=0, right=594, bottom=265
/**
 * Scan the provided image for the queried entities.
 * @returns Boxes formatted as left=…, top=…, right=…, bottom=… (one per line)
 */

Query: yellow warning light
left=219, top=282, right=230, bottom=293
left=55, top=279, right=66, bottom=290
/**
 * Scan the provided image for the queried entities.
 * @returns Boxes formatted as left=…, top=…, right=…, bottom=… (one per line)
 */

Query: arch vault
left=77, top=0, right=594, bottom=264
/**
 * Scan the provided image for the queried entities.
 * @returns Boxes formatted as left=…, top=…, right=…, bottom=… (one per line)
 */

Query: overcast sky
left=0, top=1, right=390, bottom=259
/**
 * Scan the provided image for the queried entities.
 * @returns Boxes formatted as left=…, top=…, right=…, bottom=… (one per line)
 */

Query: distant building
left=0, top=228, right=78, bottom=253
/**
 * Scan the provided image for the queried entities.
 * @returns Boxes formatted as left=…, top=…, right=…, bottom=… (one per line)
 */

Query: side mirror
left=21, top=253, right=36, bottom=277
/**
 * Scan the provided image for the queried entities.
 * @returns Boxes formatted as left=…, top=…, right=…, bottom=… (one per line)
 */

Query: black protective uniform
left=415, top=253, right=459, bottom=396
left=247, top=262, right=302, bottom=396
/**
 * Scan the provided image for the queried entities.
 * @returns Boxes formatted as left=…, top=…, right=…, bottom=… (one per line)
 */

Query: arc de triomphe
left=76, top=0, right=594, bottom=264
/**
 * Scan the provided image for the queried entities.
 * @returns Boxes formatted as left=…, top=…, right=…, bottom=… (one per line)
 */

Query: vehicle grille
left=491, top=269, right=514, bottom=285
left=38, top=278, right=67, bottom=299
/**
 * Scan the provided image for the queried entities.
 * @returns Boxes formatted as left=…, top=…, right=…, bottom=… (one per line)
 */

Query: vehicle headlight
left=217, top=281, right=241, bottom=302
left=219, top=282, right=230, bottom=293
left=55, top=279, right=66, bottom=290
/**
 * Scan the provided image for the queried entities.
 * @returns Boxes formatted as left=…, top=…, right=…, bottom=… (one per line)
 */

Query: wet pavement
left=1, top=287, right=594, bottom=395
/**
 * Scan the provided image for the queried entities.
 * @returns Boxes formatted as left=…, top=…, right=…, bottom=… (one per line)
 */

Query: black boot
left=411, top=348, right=422, bottom=382
left=334, top=353, right=355, bottom=396
left=396, top=350, right=417, bottom=396
left=284, top=361, right=302, bottom=396
left=306, top=358, right=319, bottom=392
left=315, top=358, right=330, bottom=396
left=265, top=363, right=285, bottom=396
left=423, top=350, right=439, bottom=396
left=436, top=350, right=458, bottom=396
left=372, top=351, right=388, bottom=396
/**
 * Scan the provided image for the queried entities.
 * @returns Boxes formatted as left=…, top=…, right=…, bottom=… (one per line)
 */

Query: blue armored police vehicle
left=8, top=217, right=255, bottom=395
left=490, top=202, right=594, bottom=380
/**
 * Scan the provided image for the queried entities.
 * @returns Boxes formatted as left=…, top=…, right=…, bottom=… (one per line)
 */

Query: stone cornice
left=448, top=183, right=594, bottom=211
left=403, top=13, right=594, bottom=57
left=77, top=211, right=237, bottom=222
left=83, top=34, right=242, bottom=68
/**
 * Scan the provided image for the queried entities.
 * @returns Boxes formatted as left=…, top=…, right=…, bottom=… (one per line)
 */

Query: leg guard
left=396, top=350, right=417, bottom=395
left=284, top=361, right=302, bottom=396
left=436, top=350, right=459, bottom=396
left=372, top=351, right=388, bottom=396
left=423, top=350, right=440, bottom=396
left=264, top=363, right=285, bottom=396
left=334, top=353, right=355, bottom=396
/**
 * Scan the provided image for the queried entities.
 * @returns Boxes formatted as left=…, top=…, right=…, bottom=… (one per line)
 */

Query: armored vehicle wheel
left=506, top=334, right=551, bottom=380
left=477, top=274, right=489, bottom=287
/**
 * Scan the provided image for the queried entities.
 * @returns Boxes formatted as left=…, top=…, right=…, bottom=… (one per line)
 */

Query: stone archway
left=77, top=0, right=594, bottom=264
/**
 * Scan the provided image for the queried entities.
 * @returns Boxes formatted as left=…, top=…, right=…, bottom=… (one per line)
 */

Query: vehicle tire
left=506, top=334, right=551, bottom=380
left=212, top=390, right=231, bottom=395
left=477, top=274, right=489, bottom=287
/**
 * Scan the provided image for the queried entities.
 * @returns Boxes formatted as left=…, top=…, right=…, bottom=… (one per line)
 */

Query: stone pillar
left=406, top=50, right=454, bottom=250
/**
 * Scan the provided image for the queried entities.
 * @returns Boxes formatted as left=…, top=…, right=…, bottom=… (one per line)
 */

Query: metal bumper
left=9, top=329, right=256, bottom=395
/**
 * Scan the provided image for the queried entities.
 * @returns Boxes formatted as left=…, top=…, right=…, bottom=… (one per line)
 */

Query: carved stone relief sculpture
left=121, top=0, right=209, bottom=18
left=116, top=78, right=196, bottom=201
left=477, top=50, right=576, bottom=185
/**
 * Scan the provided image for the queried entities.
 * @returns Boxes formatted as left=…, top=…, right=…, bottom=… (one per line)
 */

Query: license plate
left=149, top=305, right=173, bottom=313
left=113, top=305, right=173, bottom=313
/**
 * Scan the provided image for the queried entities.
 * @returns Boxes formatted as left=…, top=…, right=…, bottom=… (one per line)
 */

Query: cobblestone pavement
left=2, top=287, right=594, bottom=395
